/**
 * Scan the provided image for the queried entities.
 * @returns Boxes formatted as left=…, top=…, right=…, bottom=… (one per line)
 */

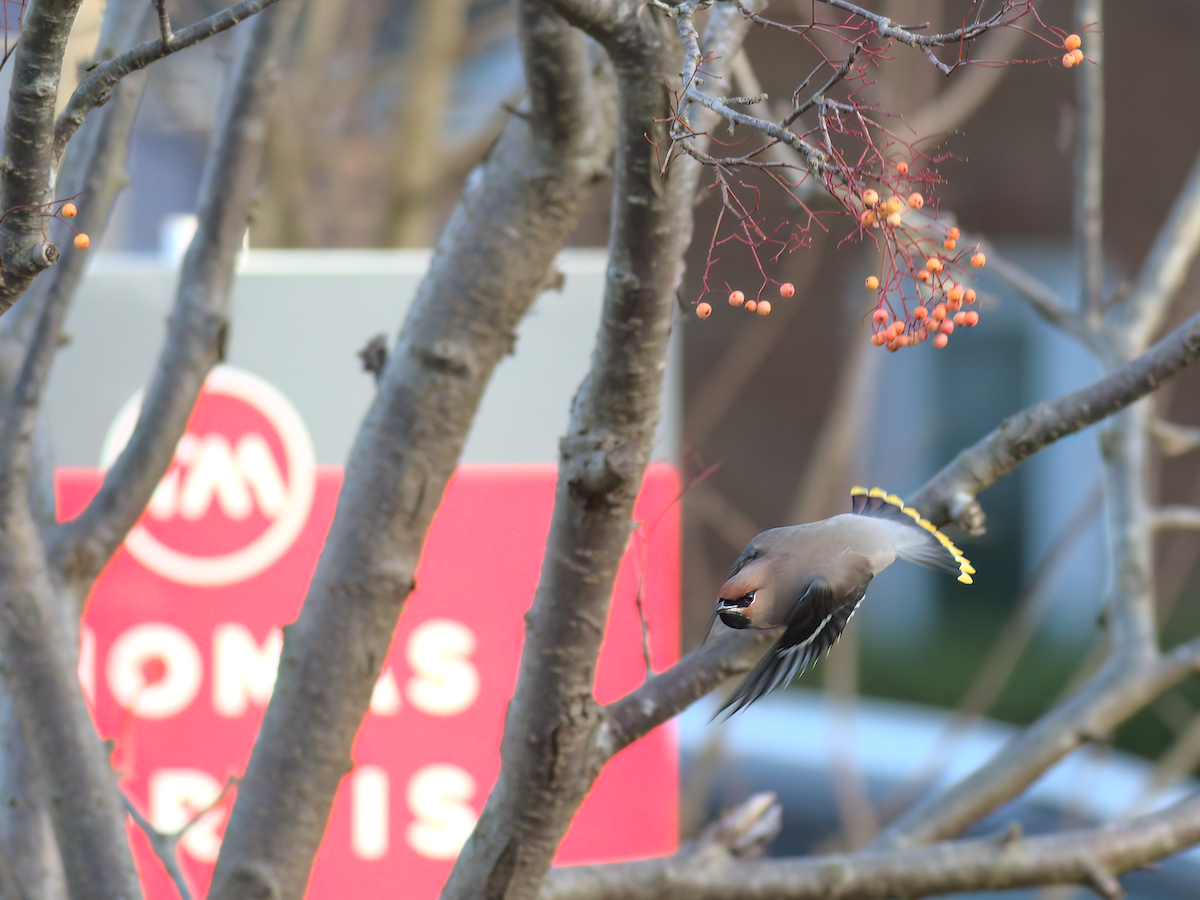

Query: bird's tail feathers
left=850, top=486, right=975, bottom=584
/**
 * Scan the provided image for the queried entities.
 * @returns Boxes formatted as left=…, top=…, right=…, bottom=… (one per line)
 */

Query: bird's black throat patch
left=718, top=611, right=752, bottom=629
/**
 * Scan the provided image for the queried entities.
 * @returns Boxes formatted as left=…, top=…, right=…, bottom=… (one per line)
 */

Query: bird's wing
left=714, top=577, right=866, bottom=718
left=850, top=486, right=974, bottom=584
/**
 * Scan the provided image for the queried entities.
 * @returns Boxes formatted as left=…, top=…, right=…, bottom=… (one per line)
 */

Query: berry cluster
left=865, top=220, right=986, bottom=351
left=695, top=281, right=796, bottom=319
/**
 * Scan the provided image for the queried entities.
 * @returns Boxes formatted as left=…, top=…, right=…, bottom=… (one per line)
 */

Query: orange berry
left=944, top=239, right=956, bottom=251
left=947, top=227, right=960, bottom=240
left=896, top=161, right=909, bottom=176
left=745, top=299, right=758, bottom=313
left=885, top=212, right=903, bottom=228
left=916, top=326, right=929, bottom=342
left=953, top=311, right=967, bottom=326
left=908, top=192, right=924, bottom=210
left=933, top=333, right=949, bottom=349
left=971, top=252, right=986, bottom=269
left=696, top=302, right=712, bottom=319
left=861, top=189, right=879, bottom=207
left=965, top=310, right=979, bottom=326
left=865, top=275, right=880, bottom=291
left=1064, top=34, right=1082, bottom=51
left=861, top=210, right=877, bottom=227
left=1070, top=48, right=1084, bottom=65
left=1062, top=52, right=1076, bottom=68
left=871, top=333, right=886, bottom=346
left=779, top=282, right=795, bottom=299
left=964, top=288, right=977, bottom=304
left=729, top=290, right=745, bottom=307
left=886, top=196, right=904, bottom=215
left=61, top=202, right=77, bottom=219
left=872, top=308, right=889, bottom=324
left=932, top=303, right=947, bottom=321
left=888, top=322, right=903, bottom=339
left=940, top=320, right=954, bottom=335
left=886, top=339, right=901, bottom=352
left=756, top=300, right=772, bottom=316
left=947, top=298, right=962, bottom=311
left=926, top=257, right=943, bottom=273
left=947, top=284, right=964, bottom=302
left=913, top=305, right=928, bottom=320
left=73, top=233, right=89, bottom=249
left=917, top=270, right=932, bottom=283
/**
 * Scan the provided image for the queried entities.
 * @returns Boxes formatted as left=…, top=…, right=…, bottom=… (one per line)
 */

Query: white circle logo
left=100, top=366, right=316, bottom=586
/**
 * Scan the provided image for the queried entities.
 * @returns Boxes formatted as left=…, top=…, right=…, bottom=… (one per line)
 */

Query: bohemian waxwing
left=712, top=486, right=974, bottom=717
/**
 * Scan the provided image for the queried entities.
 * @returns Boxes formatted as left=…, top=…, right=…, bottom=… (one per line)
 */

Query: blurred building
left=28, top=0, right=1200, bottom=744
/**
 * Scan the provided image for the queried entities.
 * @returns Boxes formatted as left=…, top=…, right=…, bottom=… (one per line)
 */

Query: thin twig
left=1152, top=419, right=1200, bottom=457
left=53, top=0, right=284, bottom=168
left=122, top=796, right=193, bottom=900
left=1121, top=144, right=1200, bottom=351
left=1153, top=506, right=1200, bottom=533
left=151, top=0, right=174, bottom=44
left=783, top=46, right=859, bottom=127
left=1074, top=0, right=1104, bottom=321
left=122, top=777, right=235, bottom=900
left=47, top=3, right=299, bottom=586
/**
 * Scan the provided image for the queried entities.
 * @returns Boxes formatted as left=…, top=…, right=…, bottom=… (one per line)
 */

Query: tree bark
left=207, top=6, right=616, bottom=898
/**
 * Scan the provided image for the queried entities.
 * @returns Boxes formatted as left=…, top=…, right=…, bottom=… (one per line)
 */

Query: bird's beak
left=716, top=591, right=754, bottom=613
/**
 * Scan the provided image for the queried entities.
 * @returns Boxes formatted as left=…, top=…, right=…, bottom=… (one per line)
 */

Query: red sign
left=60, top=366, right=680, bottom=898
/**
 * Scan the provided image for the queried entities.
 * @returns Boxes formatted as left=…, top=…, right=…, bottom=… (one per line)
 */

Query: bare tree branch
left=442, top=4, right=766, bottom=898
left=1102, top=400, right=1158, bottom=658
left=1122, top=144, right=1200, bottom=351
left=603, top=629, right=775, bottom=761
left=0, top=0, right=86, bottom=316
left=0, top=9, right=293, bottom=900
left=816, top=0, right=1013, bottom=56
left=903, top=22, right=1026, bottom=139
left=0, top=838, right=29, bottom=900
left=0, top=63, right=149, bottom=528
left=907, top=308, right=1200, bottom=535
left=47, top=1, right=298, bottom=586
left=52, top=0, right=286, bottom=169
left=872, top=634, right=1200, bottom=850
left=441, top=21, right=699, bottom=900
left=123, top=797, right=194, bottom=900
left=207, top=7, right=617, bottom=898
left=1074, top=0, right=1103, bottom=321
left=1153, top=506, right=1200, bottom=532
left=537, top=0, right=623, bottom=37
left=122, top=778, right=233, bottom=900
left=981, top=247, right=1092, bottom=346
left=0, top=510, right=140, bottom=898
left=151, top=0, right=174, bottom=45
left=540, top=791, right=1200, bottom=900
left=1152, top=418, right=1200, bottom=457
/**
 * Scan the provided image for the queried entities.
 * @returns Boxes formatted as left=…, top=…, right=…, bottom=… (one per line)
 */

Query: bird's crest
left=849, top=486, right=975, bottom=584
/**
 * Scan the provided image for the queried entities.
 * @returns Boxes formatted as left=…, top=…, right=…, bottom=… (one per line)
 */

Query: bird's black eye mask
left=721, top=590, right=755, bottom=609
